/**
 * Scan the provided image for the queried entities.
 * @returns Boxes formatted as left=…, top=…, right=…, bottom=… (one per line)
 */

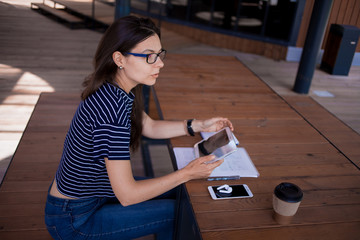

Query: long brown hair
left=82, top=16, right=161, bottom=151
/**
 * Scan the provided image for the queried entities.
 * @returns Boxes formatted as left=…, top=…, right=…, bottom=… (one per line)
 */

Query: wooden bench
left=0, top=93, right=79, bottom=239
left=31, top=2, right=85, bottom=29
left=51, top=0, right=114, bottom=26
left=0, top=91, right=158, bottom=239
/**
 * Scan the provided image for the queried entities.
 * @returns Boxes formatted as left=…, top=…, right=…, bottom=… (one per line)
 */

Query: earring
left=119, top=66, right=123, bottom=70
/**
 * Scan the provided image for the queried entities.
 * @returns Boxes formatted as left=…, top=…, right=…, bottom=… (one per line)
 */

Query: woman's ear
left=112, top=51, right=125, bottom=68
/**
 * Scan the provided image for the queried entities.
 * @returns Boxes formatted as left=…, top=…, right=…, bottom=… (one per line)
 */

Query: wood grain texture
left=153, top=54, right=360, bottom=239
left=0, top=2, right=359, bottom=239
left=297, top=0, right=360, bottom=52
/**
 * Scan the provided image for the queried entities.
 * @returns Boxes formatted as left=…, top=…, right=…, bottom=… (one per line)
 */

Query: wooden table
left=153, top=54, right=360, bottom=239
left=0, top=53, right=359, bottom=239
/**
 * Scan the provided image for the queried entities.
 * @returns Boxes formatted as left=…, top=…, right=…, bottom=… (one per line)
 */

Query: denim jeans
left=45, top=181, right=177, bottom=240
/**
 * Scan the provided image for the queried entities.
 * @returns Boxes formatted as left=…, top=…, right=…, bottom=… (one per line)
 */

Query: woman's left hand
left=193, top=117, right=234, bottom=133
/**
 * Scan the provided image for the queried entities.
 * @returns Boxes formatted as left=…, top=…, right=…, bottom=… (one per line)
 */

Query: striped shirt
left=55, top=83, right=134, bottom=198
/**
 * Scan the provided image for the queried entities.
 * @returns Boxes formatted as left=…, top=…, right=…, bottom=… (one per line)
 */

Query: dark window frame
left=131, top=0, right=306, bottom=46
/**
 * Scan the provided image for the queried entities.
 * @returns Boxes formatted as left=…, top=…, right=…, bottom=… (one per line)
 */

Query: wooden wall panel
left=349, top=0, right=360, bottom=26
left=297, top=0, right=360, bottom=52
left=161, top=21, right=288, bottom=60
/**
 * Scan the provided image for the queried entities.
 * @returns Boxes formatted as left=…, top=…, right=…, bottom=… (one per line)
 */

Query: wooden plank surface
left=0, top=2, right=359, bottom=239
left=0, top=53, right=359, bottom=239
left=0, top=93, right=79, bottom=239
left=0, top=90, right=152, bottom=239
left=153, top=54, right=360, bottom=239
left=283, top=95, right=360, bottom=168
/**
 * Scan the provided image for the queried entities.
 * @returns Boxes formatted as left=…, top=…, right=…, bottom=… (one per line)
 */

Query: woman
left=45, top=16, right=233, bottom=240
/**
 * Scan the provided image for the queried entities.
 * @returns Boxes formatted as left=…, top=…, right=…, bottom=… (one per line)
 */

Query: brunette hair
left=82, top=16, right=161, bottom=151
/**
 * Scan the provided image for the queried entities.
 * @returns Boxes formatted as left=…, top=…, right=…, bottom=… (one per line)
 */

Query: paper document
left=173, top=147, right=259, bottom=178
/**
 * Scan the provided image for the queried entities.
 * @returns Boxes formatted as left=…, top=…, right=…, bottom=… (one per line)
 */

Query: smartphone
left=194, top=127, right=237, bottom=163
left=208, top=184, right=253, bottom=200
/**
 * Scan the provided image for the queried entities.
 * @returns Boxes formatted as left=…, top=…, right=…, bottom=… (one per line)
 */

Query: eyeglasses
left=125, top=49, right=167, bottom=64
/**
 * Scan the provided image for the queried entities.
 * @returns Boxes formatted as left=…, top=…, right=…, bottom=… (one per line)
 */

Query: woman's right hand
left=182, top=155, right=224, bottom=181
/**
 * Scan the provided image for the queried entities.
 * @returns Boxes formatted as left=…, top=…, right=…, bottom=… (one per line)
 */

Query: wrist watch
left=187, top=119, right=195, bottom=136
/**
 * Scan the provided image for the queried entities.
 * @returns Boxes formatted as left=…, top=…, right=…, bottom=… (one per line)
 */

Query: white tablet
left=194, top=127, right=237, bottom=163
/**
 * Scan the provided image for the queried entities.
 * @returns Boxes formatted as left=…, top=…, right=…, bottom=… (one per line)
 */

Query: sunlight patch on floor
left=0, top=64, right=55, bottom=183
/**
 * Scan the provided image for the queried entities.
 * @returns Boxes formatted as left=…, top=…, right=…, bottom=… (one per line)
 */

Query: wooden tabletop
left=0, top=53, right=358, bottom=240
left=153, top=54, right=360, bottom=239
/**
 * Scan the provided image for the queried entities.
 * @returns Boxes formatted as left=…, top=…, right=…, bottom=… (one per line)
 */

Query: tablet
left=194, top=127, right=237, bottom=163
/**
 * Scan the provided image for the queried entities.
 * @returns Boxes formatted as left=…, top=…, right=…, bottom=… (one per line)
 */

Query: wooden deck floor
left=1, top=0, right=359, bottom=182
left=0, top=1, right=359, bottom=239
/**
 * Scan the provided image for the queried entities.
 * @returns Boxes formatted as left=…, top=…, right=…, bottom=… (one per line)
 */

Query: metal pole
left=293, top=0, right=334, bottom=94
left=92, top=0, right=95, bottom=29
left=114, top=0, right=131, bottom=20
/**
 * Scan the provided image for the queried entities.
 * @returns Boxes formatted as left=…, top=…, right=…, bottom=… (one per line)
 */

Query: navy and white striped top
left=55, top=83, right=135, bottom=198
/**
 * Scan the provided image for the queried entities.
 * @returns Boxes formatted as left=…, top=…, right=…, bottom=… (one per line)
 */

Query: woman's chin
left=145, top=79, right=157, bottom=86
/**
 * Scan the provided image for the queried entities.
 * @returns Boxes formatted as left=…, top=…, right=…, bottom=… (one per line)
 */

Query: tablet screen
left=198, top=128, right=229, bottom=156
left=194, top=127, right=237, bottom=161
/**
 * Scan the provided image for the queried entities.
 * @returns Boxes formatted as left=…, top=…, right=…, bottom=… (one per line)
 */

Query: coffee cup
left=272, top=182, right=303, bottom=224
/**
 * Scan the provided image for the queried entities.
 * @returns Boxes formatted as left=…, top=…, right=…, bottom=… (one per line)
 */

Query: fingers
left=185, top=156, right=224, bottom=180
left=203, top=158, right=224, bottom=176
left=199, top=156, right=224, bottom=169
left=202, top=117, right=234, bottom=132
left=208, top=158, right=224, bottom=167
left=214, top=158, right=224, bottom=167
left=215, top=117, right=234, bottom=131
left=198, top=154, right=215, bottom=163
left=223, top=119, right=234, bottom=131
left=200, top=156, right=223, bottom=174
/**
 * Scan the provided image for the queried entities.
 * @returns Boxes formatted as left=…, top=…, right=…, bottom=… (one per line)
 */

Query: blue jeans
left=45, top=181, right=177, bottom=240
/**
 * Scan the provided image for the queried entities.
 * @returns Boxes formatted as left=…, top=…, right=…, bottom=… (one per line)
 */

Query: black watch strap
left=187, top=119, right=195, bottom=136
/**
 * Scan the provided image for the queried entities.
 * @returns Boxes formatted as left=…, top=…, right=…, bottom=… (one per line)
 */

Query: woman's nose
left=155, top=57, right=164, bottom=68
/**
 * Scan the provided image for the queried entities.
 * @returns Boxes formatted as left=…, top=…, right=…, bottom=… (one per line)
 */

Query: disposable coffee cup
left=272, top=182, right=303, bottom=224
